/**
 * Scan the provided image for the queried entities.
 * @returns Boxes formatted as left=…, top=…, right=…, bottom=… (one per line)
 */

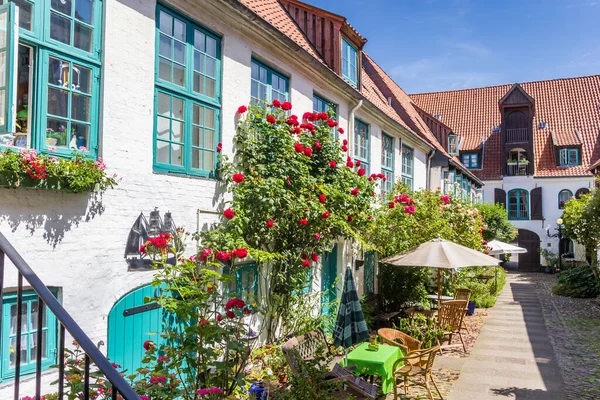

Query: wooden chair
left=392, top=345, right=443, bottom=400
left=454, top=288, right=472, bottom=334
left=377, top=328, right=422, bottom=356
left=437, top=300, right=467, bottom=353
left=281, top=330, right=377, bottom=399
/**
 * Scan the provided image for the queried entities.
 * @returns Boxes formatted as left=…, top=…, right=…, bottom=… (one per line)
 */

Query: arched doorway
left=517, top=229, right=541, bottom=271
left=107, top=284, right=166, bottom=374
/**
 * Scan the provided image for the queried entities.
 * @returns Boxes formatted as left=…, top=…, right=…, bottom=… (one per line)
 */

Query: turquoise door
left=107, top=285, right=166, bottom=375
left=321, top=244, right=338, bottom=315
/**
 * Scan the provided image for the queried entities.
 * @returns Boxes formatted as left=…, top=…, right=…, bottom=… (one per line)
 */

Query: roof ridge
left=409, top=74, right=600, bottom=96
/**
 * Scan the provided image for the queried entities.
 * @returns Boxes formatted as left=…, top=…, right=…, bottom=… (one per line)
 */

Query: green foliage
left=202, top=103, right=376, bottom=341
left=452, top=267, right=506, bottom=308
left=563, top=187, right=600, bottom=264
left=475, top=202, right=517, bottom=242
left=0, top=148, right=118, bottom=192
left=552, top=266, right=600, bottom=298
left=540, top=248, right=560, bottom=271
left=379, top=266, right=429, bottom=311
left=395, top=314, right=445, bottom=349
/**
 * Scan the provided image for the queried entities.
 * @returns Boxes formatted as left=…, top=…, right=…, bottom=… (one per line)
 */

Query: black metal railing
left=505, top=128, right=529, bottom=143
left=0, top=232, right=140, bottom=400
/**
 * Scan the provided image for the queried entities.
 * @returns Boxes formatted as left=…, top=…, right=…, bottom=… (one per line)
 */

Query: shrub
left=452, top=267, right=506, bottom=308
left=379, top=265, right=429, bottom=311
left=395, top=314, right=445, bottom=349
left=552, top=266, right=600, bottom=298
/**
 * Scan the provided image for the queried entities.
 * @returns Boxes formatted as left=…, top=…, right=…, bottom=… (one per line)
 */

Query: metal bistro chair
left=392, top=345, right=444, bottom=400
left=454, top=288, right=472, bottom=334
left=437, top=300, right=468, bottom=353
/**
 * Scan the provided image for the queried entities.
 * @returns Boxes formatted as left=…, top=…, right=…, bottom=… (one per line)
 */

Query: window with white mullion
left=401, top=144, right=414, bottom=189
left=354, top=118, right=369, bottom=171
left=381, top=133, right=394, bottom=195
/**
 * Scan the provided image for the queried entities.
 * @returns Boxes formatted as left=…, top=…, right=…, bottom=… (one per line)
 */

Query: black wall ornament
left=125, top=208, right=179, bottom=270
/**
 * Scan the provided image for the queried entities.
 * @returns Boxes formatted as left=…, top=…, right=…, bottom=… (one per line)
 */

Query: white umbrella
left=380, top=237, right=501, bottom=305
left=487, top=240, right=527, bottom=256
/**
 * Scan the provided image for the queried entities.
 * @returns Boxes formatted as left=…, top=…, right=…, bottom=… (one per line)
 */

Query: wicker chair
left=392, top=345, right=443, bottom=400
left=454, top=288, right=472, bottom=334
left=281, top=330, right=377, bottom=399
left=437, top=300, right=468, bottom=353
left=377, top=328, right=422, bottom=356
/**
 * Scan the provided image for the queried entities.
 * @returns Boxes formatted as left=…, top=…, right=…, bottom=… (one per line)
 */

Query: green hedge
left=552, top=266, right=600, bottom=298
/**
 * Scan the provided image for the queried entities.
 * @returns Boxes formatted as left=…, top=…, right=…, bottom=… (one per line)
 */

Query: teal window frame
left=559, top=148, right=579, bottom=166
left=461, top=153, right=478, bottom=169
left=224, top=263, right=258, bottom=306
left=1, top=290, right=58, bottom=381
left=381, top=133, right=394, bottom=196
left=558, top=189, right=572, bottom=209
left=153, top=5, right=221, bottom=178
left=507, top=188, right=529, bottom=220
left=313, top=93, right=337, bottom=138
left=251, top=58, right=288, bottom=104
left=353, top=118, right=369, bottom=172
left=448, top=133, right=458, bottom=156
left=401, top=144, right=414, bottom=189
left=341, top=37, right=357, bottom=86
left=0, top=0, right=103, bottom=159
left=443, top=170, right=455, bottom=194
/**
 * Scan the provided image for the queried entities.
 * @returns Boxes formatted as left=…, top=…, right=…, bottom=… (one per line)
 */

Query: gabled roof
left=410, top=75, right=600, bottom=179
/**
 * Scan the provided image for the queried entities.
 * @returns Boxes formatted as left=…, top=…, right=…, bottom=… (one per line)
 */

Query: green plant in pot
left=16, top=106, right=28, bottom=132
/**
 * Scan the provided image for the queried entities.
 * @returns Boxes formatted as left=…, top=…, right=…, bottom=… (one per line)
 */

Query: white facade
left=0, top=0, right=434, bottom=394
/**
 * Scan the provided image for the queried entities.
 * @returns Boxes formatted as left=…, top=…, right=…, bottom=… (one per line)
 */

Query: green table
left=342, top=342, right=403, bottom=394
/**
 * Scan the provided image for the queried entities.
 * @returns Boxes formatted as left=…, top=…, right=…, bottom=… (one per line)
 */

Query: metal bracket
left=123, top=302, right=160, bottom=317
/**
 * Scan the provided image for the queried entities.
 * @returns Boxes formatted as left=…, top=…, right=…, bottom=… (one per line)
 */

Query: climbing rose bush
left=201, top=102, right=377, bottom=341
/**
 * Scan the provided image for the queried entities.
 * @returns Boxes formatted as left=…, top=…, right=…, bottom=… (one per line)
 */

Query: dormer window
left=341, top=38, right=358, bottom=87
left=448, top=134, right=458, bottom=156
left=461, top=153, right=479, bottom=169
left=559, top=148, right=579, bottom=166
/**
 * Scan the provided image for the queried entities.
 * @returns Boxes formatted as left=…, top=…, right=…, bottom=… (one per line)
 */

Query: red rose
left=281, top=101, right=292, bottom=111
left=299, top=218, right=308, bottom=225
left=404, top=205, right=416, bottom=215
left=343, top=139, right=348, bottom=145
left=232, top=173, right=245, bottom=183
left=143, top=340, right=155, bottom=351
left=321, top=211, right=330, bottom=219
left=351, top=188, right=359, bottom=196
left=327, top=119, right=338, bottom=127
left=199, top=248, right=213, bottom=262
left=272, top=99, right=281, bottom=108
left=292, top=127, right=301, bottom=134
left=311, top=253, right=319, bottom=262
left=286, top=115, right=299, bottom=126
left=199, top=319, right=209, bottom=326
left=440, top=195, right=450, bottom=204
left=226, top=311, right=235, bottom=319
left=301, top=123, right=315, bottom=132
left=357, top=168, right=366, bottom=176
left=368, top=177, right=373, bottom=181
left=356, top=160, right=361, bottom=167
left=234, top=248, right=248, bottom=258
left=329, top=160, right=337, bottom=168
left=237, top=105, right=247, bottom=114
left=223, top=208, right=235, bottom=220
left=319, top=194, right=326, bottom=203
left=243, top=307, right=252, bottom=314
left=317, top=112, right=329, bottom=120
left=347, top=215, right=353, bottom=222
left=216, top=313, right=223, bottom=322
left=294, top=143, right=304, bottom=153
left=341, top=145, right=348, bottom=152
left=302, top=260, right=310, bottom=268
left=313, top=141, right=322, bottom=151
left=301, top=253, right=308, bottom=260
left=266, top=219, right=274, bottom=228
left=216, top=142, right=223, bottom=153
left=346, top=158, right=354, bottom=168
left=216, top=250, right=232, bottom=261
left=314, top=233, right=321, bottom=240
left=266, top=115, right=276, bottom=124
left=302, top=112, right=313, bottom=120
left=304, top=147, right=313, bottom=157
left=382, top=175, right=387, bottom=182
left=388, top=201, right=395, bottom=209
left=377, top=173, right=385, bottom=179
left=368, top=215, right=373, bottom=220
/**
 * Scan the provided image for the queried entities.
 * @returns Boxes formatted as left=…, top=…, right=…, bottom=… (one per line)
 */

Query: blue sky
left=306, top=0, right=600, bottom=93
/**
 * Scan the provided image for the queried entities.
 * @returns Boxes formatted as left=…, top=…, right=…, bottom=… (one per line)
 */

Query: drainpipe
left=426, top=149, right=436, bottom=190
left=348, top=100, right=363, bottom=155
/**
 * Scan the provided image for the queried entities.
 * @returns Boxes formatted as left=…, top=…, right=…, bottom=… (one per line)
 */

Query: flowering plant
left=0, top=148, right=118, bottom=192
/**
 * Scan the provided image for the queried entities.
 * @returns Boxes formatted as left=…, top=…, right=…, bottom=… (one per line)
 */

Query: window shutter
left=531, top=187, right=543, bottom=220
left=575, top=188, right=590, bottom=198
left=0, top=2, right=18, bottom=135
left=494, top=188, right=506, bottom=208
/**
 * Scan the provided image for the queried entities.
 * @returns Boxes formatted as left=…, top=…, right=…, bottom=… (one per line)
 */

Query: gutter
left=348, top=100, right=363, bottom=154
left=426, top=149, right=436, bottom=189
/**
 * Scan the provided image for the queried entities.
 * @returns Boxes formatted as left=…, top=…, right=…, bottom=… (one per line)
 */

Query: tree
left=562, top=188, right=600, bottom=264
left=475, top=202, right=517, bottom=242
left=200, top=103, right=376, bottom=342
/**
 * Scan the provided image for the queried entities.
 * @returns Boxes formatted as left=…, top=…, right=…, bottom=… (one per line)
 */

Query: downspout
left=348, top=100, right=363, bottom=154
left=426, top=149, right=436, bottom=190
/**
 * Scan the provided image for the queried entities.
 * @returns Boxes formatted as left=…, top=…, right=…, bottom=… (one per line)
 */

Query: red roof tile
left=410, top=76, right=600, bottom=179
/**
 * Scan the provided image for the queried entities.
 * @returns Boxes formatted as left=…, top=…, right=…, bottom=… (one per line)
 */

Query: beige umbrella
left=380, top=237, right=501, bottom=306
left=487, top=240, right=527, bottom=256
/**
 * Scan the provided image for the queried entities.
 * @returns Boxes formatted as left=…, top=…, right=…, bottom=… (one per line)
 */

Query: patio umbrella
left=380, top=237, right=501, bottom=306
left=333, top=267, right=370, bottom=365
left=487, top=239, right=527, bottom=255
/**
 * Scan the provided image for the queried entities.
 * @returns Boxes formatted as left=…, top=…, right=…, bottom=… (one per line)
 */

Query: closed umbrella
left=487, top=240, right=527, bottom=256
left=333, top=267, right=370, bottom=365
left=380, top=237, right=501, bottom=306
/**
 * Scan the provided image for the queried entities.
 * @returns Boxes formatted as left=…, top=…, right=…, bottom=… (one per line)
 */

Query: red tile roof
left=410, top=75, right=600, bottom=179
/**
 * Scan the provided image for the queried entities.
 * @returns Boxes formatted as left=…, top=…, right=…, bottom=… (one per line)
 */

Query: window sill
left=152, top=170, right=219, bottom=182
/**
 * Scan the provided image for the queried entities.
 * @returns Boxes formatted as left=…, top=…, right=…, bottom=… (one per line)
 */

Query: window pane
left=192, top=126, right=200, bottom=147
left=156, top=140, right=169, bottom=163
left=74, top=64, right=91, bottom=94
left=173, top=63, right=185, bottom=87
left=157, top=93, right=170, bottom=116
left=30, top=331, right=47, bottom=362
left=74, top=23, right=92, bottom=52
left=0, top=52, right=5, bottom=86
left=172, top=97, right=184, bottom=120
left=206, top=36, right=217, bottom=57
left=156, top=116, right=169, bottom=140
left=159, top=11, right=172, bottom=35
left=171, top=144, right=183, bottom=165
left=205, top=58, right=216, bottom=77
left=194, top=30, right=205, bottom=52
left=13, top=0, right=33, bottom=31
left=193, top=73, right=204, bottom=94
left=159, top=34, right=172, bottom=58
left=204, top=129, right=214, bottom=149
left=0, top=11, right=5, bottom=48
left=46, top=118, right=69, bottom=148
left=173, top=41, right=185, bottom=64
left=192, top=148, right=200, bottom=168
left=51, top=0, right=72, bottom=15
left=50, top=12, right=71, bottom=46
left=75, top=0, right=93, bottom=24
left=171, top=120, right=183, bottom=142
left=48, top=57, right=67, bottom=86
left=9, top=336, right=28, bottom=367
left=47, top=88, right=69, bottom=117
left=204, top=108, right=215, bottom=129
left=71, top=93, right=90, bottom=122
left=205, top=79, right=215, bottom=98
left=72, top=123, right=90, bottom=149
left=173, top=18, right=185, bottom=41
left=158, top=59, right=172, bottom=82
left=203, top=151, right=213, bottom=171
